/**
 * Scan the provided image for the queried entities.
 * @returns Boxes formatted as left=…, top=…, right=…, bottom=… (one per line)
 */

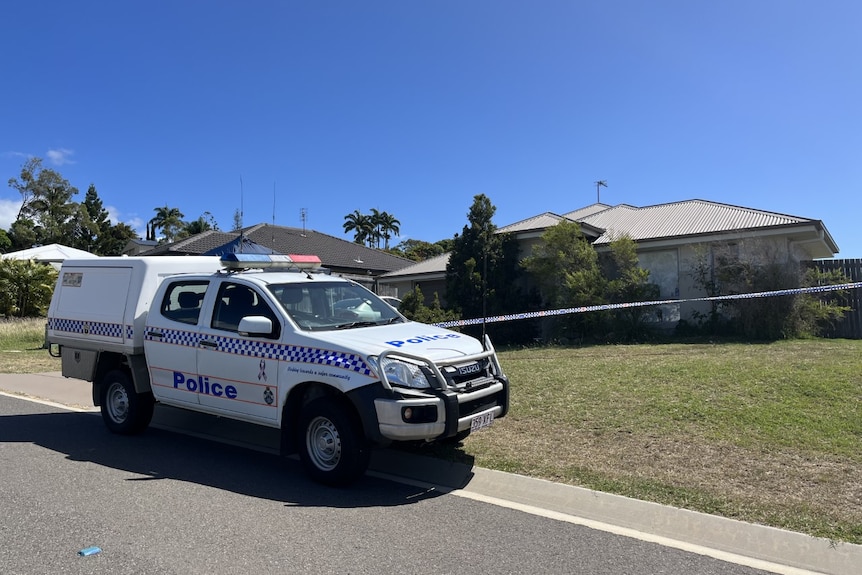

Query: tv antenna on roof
left=300, top=208, right=307, bottom=237
left=595, top=180, right=607, bottom=203
left=239, top=175, right=245, bottom=251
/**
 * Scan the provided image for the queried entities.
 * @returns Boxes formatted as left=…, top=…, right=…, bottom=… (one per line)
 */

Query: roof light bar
left=220, top=253, right=322, bottom=271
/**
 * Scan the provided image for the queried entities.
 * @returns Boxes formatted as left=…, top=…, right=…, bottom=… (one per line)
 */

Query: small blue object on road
left=78, top=546, right=101, bottom=557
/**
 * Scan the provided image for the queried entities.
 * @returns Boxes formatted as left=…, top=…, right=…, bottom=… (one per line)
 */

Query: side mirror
left=238, top=316, right=275, bottom=338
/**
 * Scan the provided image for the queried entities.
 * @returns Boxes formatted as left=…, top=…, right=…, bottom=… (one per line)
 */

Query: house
left=374, top=252, right=450, bottom=303
left=140, top=223, right=414, bottom=289
left=123, top=238, right=158, bottom=256
left=378, top=199, right=839, bottom=327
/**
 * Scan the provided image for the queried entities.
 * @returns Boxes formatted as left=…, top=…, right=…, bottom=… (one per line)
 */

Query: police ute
left=46, top=254, right=510, bottom=485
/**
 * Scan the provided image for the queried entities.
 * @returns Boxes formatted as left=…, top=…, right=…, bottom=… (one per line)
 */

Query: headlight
left=368, top=356, right=431, bottom=389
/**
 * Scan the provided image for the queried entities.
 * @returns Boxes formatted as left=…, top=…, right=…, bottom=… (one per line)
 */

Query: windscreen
left=267, top=281, right=404, bottom=331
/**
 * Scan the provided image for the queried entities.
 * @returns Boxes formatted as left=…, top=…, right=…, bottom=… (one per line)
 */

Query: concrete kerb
left=1, top=372, right=860, bottom=575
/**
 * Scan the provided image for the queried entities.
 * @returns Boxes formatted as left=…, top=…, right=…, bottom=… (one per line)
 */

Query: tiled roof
left=142, top=223, right=413, bottom=274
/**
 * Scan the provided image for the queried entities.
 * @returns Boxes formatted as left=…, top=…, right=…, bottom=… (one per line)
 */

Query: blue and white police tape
left=433, top=281, right=862, bottom=329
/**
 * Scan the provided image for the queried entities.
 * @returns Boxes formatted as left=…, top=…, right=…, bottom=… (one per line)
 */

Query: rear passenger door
left=144, top=280, right=210, bottom=407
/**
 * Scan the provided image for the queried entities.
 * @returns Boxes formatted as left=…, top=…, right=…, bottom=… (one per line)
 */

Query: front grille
left=440, top=358, right=493, bottom=389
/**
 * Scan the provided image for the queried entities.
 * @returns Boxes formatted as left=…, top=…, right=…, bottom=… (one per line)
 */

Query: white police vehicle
left=46, top=253, right=510, bottom=485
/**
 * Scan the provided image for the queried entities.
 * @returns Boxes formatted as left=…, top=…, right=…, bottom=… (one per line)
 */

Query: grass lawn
left=451, top=339, right=862, bottom=544
left=3, top=319, right=861, bottom=542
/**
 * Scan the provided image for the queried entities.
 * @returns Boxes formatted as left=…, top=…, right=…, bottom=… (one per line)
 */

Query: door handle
left=199, top=340, right=218, bottom=348
left=147, top=330, right=163, bottom=338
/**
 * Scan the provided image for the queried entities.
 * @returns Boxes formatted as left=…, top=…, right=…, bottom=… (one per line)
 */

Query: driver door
left=196, top=280, right=281, bottom=422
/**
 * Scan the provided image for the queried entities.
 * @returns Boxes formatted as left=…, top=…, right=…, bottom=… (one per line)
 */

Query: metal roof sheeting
left=380, top=252, right=450, bottom=278
left=498, top=213, right=567, bottom=234
left=575, top=200, right=818, bottom=245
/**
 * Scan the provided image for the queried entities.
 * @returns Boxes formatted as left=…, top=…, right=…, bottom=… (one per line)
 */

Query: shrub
left=399, top=286, right=460, bottom=326
left=0, top=259, right=58, bottom=318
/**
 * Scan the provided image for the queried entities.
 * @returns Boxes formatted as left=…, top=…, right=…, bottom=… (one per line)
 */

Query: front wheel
left=99, top=370, right=154, bottom=435
left=298, top=397, right=370, bottom=486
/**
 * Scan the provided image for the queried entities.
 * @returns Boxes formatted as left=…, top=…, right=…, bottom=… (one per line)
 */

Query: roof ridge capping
left=646, top=199, right=813, bottom=222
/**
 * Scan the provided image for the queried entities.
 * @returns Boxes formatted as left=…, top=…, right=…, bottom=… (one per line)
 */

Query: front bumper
left=374, top=380, right=507, bottom=441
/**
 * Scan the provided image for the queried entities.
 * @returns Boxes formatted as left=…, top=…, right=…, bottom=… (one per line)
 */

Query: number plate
left=470, top=411, right=495, bottom=433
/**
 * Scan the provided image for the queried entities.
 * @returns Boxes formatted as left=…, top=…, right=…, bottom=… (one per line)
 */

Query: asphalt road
left=0, top=393, right=775, bottom=575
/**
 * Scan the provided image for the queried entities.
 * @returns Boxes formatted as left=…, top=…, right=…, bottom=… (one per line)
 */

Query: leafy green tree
left=0, top=229, right=12, bottom=253
left=66, top=184, right=110, bottom=253
left=8, top=157, right=79, bottom=246
left=391, top=239, right=444, bottom=261
left=435, top=238, right=456, bottom=253
left=445, top=194, right=527, bottom=343
left=97, top=222, right=138, bottom=256
left=522, top=220, right=606, bottom=341
left=72, top=185, right=138, bottom=255
left=601, top=235, right=660, bottom=339
left=522, top=221, right=604, bottom=308
left=0, top=259, right=58, bottom=317
left=7, top=218, right=39, bottom=251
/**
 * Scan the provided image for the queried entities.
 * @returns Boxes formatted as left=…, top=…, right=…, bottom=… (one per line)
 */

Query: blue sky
left=2, top=1, right=860, bottom=257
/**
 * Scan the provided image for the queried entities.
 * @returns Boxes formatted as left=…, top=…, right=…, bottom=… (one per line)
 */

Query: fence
left=815, top=259, right=862, bottom=339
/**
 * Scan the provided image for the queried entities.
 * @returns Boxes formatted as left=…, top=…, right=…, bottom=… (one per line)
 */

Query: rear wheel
left=298, top=397, right=370, bottom=486
left=99, top=370, right=154, bottom=435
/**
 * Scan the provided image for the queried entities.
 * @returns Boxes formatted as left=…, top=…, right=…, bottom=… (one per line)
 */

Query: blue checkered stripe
left=281, top=345, right=372, bottom=375
left=210, top=335, right=283, bottom=360
left=48, top=317, right=126, bottom=340
left=147, top=327, right=201, bottom=348
left=147, top=327, right=372, bottom=376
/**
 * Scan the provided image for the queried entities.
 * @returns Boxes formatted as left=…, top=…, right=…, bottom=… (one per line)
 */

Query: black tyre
left=99, top=370, right=154, bottom=435
left=298, top=397, right=370, bottom=486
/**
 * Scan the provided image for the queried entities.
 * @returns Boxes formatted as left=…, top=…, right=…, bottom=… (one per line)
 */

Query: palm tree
left=343, top=210, right=373, bottom=246
left=369, top=208, right=383, bottom=248
left=377, top=211, right=401, bottom=250
left=150, top=205, right=185, bottom=243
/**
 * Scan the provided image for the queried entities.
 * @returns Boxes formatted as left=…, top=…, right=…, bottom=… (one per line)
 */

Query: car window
left=160, top=281, right=209, bottom=325
left=212, top=282, right=280, bottom=337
